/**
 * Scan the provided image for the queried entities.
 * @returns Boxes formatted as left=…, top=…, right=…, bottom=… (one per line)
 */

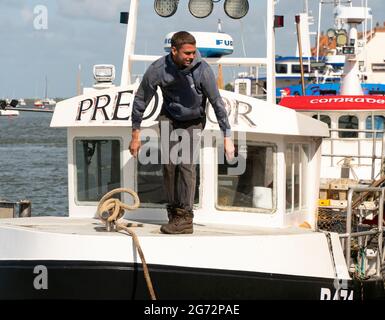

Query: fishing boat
left=0, top=99, right=20, bottom=116
left=34, top=99, right=43, bottom=108
left=0, top=0, right=383, bottom=300
left=35, top=77, right=56, bottom=108
left=0, top=110, right=19, bottom=116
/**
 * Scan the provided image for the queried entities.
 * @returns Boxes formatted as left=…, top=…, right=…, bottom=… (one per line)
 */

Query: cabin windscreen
left=75, top=139, right=121, bottom=202
left=136, top=138, right=200, bottom=207
left=216, top=143, right=276, bottom=212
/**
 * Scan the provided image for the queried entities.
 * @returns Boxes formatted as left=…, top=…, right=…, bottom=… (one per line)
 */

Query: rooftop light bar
left=154, top=0, right=179, bottom=17
left=224, top=0, right=249, bottom=19
left=153, top=0, right=250, bottom=19
left=188, top=0, right=213, bottom=18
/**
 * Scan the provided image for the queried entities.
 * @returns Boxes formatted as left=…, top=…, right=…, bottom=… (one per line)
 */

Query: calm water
left=0, top=110, right=68, bottom=216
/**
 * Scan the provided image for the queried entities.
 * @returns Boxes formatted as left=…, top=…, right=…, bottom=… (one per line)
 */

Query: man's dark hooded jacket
left=131, top=51, right=231, bottom=136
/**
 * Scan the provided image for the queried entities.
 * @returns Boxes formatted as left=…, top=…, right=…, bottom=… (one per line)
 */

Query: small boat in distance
left=18, top=98, right=26, bottom=106
left=0, top=109, right=19, bottom=116
left=42, top=98, right=56, bottom=107
left=0, top=99, right=20, bottom=116
left=34, top=76, right=56, bottom=108
left=34, top=99, right=43, bottom=108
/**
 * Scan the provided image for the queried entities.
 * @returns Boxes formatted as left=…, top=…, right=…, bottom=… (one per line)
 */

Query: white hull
left=0, top=217, right=347, bottom=279
left=0, top=216, right=360, bottom=300
left=0, top=110, right=19, bottom=116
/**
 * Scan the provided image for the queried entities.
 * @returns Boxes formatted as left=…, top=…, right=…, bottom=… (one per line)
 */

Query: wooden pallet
left=319, top=178, right=358, bottom=201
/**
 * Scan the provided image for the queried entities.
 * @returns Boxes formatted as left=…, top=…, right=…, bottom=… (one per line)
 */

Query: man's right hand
left=129, top=129, right=141, bottom=158
left=224, top=136, right=235, bottom=162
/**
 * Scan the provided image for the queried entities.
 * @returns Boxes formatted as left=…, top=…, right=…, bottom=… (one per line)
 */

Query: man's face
left=171, top=43, right=196, bottom=68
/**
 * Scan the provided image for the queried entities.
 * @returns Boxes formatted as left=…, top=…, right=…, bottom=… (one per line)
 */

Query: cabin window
left=372, top=63, right=385, bottom=72
left=291, top=64, right=309, bottom=74
left=250, top=80, right=257, bottom=96
left=136, top=138, right=200, bottom=207
left=366, top=115, right=385, bottom=138
left=368, top=90, right=385, bottom=95
left=237, top=82, right=247, bottom=95
left=216, top=143, right=275, bottom=212
left=312, top=114, right=331, bottom=128
left=312, top=114, right=331, bottom=138
left=319, top=90, right=337, bottom=95
left=75, top=139, right=121, bottom=202
left=285, top=144, right=309, bottom=212
left=276, top=64, right=288, bottom=74
left=338, top=115, right=358, bottom=138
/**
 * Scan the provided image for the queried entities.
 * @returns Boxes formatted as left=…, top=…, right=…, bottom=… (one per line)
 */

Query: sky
left=0, top=0, right=384, bottom=99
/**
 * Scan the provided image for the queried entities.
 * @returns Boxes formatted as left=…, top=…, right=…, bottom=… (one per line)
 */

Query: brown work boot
left=166, top=204, right=177, bottom=223
left=160, top=208, right=194, bottom=234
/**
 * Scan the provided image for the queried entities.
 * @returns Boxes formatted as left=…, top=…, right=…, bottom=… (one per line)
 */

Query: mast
left=295, top=15, right=306, bottom=95
left=45, top=76, right=48, bottom=100
left=217, top=19, right=224, bottom=90
left=339, top=4, right=366, bottom=95
left=295, top=7, right=312, bottom=58
left=121, top=0, right=139, bottom=86
left=266, top=0, right=276, bottom=104
left=77, top=64, right=82, bottom=95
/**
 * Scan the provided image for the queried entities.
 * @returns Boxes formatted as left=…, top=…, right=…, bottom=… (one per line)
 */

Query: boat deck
left=0, top=216, right=348, bottom=282
left=0, top=216, right=314, bottom=237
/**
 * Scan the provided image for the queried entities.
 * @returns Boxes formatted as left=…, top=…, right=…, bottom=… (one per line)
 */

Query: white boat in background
left=0, top=98, right=19, bottom=116
left=0, top=109, right=19, bottom=116
left=34, top=99, right=43, bottom=107
left=0, top=0, right=383, bottom=300
left=35, top=76, right=56, bottom=108
left=279, top=1, right=385, bottom=182
left=42, top=98, right=56, bottom=106
left=18, top=98, right=26, bottom=106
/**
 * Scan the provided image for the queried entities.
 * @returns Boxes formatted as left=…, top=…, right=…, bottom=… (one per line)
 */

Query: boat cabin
left=51, top=84, right=328, bottom=229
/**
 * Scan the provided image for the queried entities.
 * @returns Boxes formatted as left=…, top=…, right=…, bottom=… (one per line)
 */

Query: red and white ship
left=280, top=4, right=385, bottom=183
left=34, top=99, right=43, bottom=108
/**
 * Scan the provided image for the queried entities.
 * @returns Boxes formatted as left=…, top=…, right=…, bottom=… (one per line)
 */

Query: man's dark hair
left=171, top=31, right=196, bottom=50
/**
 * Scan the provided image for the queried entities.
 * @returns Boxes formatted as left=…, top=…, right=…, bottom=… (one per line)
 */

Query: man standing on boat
left=130, top=31, right=234, bottom=234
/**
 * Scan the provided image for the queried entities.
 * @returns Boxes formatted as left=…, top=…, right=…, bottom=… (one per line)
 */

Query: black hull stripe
left=0, top=260, right=384, bottom=300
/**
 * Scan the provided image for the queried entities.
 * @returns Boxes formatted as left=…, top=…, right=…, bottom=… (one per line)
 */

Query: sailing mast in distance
left=77, top=64, right=82, bottom=95
left=217, top=19, right=224, bottom=90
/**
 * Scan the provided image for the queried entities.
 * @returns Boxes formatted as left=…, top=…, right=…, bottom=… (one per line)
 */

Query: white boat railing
left=313, top=112, right=385, bottom=180
left=339, top=186, right=384, bottom=279
left=323, top=127, right=385, bottom=179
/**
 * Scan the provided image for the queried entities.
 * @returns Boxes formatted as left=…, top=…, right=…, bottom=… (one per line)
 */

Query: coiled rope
left=97, top=188, right=157, bottom=300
